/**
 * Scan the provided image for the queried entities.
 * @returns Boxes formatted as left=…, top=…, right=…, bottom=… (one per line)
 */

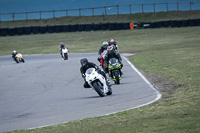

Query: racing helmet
left=60, top=42, right=64, bottom=46
left=102, top=41, right=108, bottom=48
left=80, top=58, right=88, bottom=67
left=109, top=39, right=115, bottom=44
left=13, top=50, right=16, bottom=54
left=107, top=45, right=114, bottom=54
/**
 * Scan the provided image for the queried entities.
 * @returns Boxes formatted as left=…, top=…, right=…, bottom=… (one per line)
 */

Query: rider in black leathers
left=108, top=38, right=118, bottom=50
left=80, top=58, right=111, bottom=88
left=12, top=50, right=18, bottom=63
left=104, top=45, right=123, bottom=73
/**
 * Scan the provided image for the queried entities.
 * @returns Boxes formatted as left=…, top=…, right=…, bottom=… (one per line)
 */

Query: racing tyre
left=21, top=58, right=25, bottom=63
left=64, top=53, right=68, bottom=60
left=114, top=71, right=120, bottom=84
left=92, top=81, right=105, bottom=97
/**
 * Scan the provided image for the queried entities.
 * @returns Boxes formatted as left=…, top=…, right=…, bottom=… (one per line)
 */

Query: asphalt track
left=0, top=53, right=161, bottom=132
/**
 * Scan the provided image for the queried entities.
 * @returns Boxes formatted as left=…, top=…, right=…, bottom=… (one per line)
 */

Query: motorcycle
left=100, top=50, right=107, bottom=72
left=61, top=47, right=69, bottom=60
left=108, top=58, right=122, bottom=84
left=14, top=53, right=25, bottom=63
left=85, top=68, right=112, bottom=97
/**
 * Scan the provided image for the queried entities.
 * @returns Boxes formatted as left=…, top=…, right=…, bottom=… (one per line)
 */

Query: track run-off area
left=0, top=53, right=161, bottom=132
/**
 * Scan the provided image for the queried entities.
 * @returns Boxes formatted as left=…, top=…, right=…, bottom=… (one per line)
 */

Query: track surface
left=0, top=53, right=161, bottom=132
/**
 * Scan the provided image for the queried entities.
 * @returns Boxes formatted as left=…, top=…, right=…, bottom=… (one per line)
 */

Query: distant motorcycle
left=14, top=53, right=25, bottom=63
left=108, top=57, right=122, bottom=84
left=61, top=47, right=69, bottom=60
left=85, top=68, right=112, bottom=97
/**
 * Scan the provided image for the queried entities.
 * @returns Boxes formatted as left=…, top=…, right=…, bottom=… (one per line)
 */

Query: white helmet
left=13, top=50, right=16, bottom=54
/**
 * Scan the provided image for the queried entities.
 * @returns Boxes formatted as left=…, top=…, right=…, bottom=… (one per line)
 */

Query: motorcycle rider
left=12, top=50, right=18, bottom=63
left=104, top=45, right=123, bottom=74
left=80, top=58, right=111, bottom=88
left=60, top=42, right=66, bottom=57
left=97, top=41, right=109, bottom=63
left=108, top=38, right=118, bottom=50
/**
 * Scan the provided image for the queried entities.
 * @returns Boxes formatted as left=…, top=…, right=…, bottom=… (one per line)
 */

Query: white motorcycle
left=15, top=53, right=25, bottom=63
left=61, top=47, right=69, bottom=60
left=85, top=68, right=112, bottom=97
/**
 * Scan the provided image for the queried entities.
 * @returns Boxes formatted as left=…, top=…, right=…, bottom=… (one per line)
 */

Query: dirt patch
left=139, top=70, right=181, bottom=99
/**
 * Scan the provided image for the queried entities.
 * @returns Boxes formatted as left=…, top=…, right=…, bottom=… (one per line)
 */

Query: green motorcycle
left=108, top=57, right=123, bottom=84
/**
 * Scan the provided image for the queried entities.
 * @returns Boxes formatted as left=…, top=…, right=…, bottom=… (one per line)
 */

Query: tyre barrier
left=78, top=24, right=85, bottom=31
left=55, top=25, right=63, bottom=33
left=40, top=26, right=48, bottom=34
left=8, top=28, right=16, bottom=36
left=32, top=26, right=40, bottom=34
left=16, top=27, right=24, bottom=35
left=1, top=19, right=200, bottom=36
left=47, top=26, right=55, bottom=33
left=93, top=24, right=101, bottom=31
left=24, top=27, right=32, bottom=35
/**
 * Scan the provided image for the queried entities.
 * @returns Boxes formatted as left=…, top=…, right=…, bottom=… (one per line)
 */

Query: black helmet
left=80, top=58, right=88, bottom=66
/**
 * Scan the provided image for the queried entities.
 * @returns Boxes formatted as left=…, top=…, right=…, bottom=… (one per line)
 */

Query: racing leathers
left=80, top=62, right=110, bottom=88
left=12, top=52, right=18, bottom=63
left=104, top=50, right=123, bottom=73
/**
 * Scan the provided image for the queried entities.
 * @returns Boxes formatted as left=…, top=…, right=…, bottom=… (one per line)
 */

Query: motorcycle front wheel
left=92, top=81, right=105, bottom=97
left=114, top=71, right=120, bottom=84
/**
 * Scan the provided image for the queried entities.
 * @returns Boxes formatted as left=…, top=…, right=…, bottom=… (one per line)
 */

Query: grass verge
left=1, top=26, right=200, bottom=133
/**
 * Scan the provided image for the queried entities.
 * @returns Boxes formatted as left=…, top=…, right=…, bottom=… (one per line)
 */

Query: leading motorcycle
left=85, top=68, right=112, bottom=97
left=14, top=53, right=25, bottom=63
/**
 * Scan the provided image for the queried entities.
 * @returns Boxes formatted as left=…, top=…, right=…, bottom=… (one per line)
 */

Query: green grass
left=1, top=12, right=200, bottom=132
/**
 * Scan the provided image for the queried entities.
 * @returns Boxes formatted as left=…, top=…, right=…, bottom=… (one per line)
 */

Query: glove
left=82, top=74, right=86, bottom=78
